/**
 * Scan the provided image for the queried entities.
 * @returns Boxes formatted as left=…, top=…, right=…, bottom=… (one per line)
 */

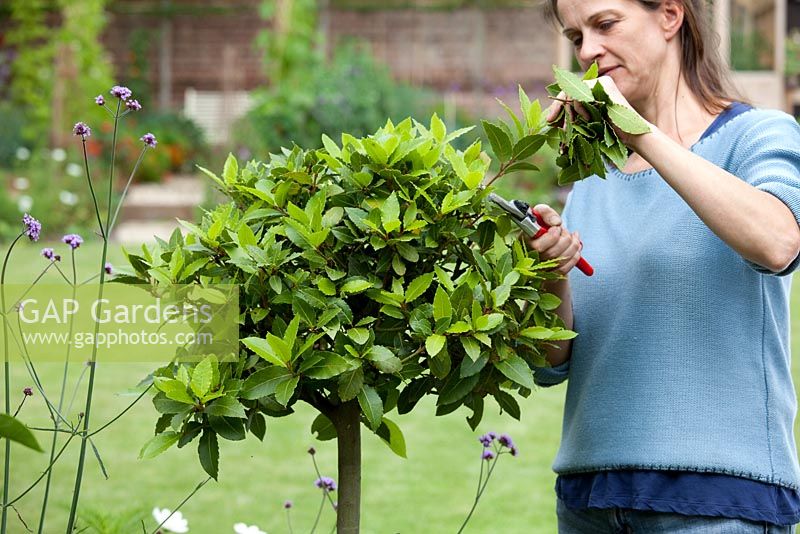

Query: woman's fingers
left=533, top=204, right=562, bottom=226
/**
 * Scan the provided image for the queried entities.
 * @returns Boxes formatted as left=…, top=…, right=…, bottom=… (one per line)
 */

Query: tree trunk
left=332, top=399, right=361, bottom=533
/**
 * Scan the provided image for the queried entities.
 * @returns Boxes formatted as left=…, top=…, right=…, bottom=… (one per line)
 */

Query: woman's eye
left=598, top=20, right=616, bottom=31
left=573, top=37, right=583, bottom=47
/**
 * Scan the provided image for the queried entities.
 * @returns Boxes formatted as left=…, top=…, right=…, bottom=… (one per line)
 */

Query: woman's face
left=556, top=0, right=674, bottom=106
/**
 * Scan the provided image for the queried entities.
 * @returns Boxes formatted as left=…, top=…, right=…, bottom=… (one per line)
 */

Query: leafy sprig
left=482, top=63, right=651, bottom=187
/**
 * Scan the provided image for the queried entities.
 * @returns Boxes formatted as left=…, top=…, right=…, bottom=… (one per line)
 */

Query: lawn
left=1, top=241, right=798, bottom=533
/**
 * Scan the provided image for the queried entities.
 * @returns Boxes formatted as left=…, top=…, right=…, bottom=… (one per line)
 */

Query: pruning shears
left=488, top=192, right=594, bottom=276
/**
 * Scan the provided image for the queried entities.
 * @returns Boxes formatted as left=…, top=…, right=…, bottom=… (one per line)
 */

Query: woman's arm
left=541, top=277, right=573, bottom=367
left=634, top=128, right=800, bottom=272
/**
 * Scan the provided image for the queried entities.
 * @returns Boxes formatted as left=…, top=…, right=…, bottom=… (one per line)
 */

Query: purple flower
left=314, top=476, right=337, bottom=492
left=41, top=248, right=61, bottom=261
left=283, top=500, right=293, bottom=509
left=140, top=133, right=157, bottom=147
left=125, top=99, right=142, bottom=111
left=72, top=122, right=91, bottom=138
left=478, top=433, right=495, bottom=448
left=307, top=447, right=316, bottom=456
left=23, top=387, right=32, bottom=397
left=481, top=450, right=495, bottom=461
left=95, top=95, right=105, bottom=106
left=62, top=234, right=83, bottom=250
left=22, top=214, right=41, bottom=241
left=510, top=445, right=519, bottom=457
left=110, top=85, right=132, bottom=100
left=104, top=262, right=113, bottom=275
left=498, top=434, right=515, bottom=449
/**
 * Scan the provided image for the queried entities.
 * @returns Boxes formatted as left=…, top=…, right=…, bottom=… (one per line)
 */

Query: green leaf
left=274, top=376, right=299, bottom=406
left=494, top=390, right=521, bottom=420
left=474, top=313, right=504, bottom=332
left=378, top=417, right=407, bottom=458
left=405, top=272, right=434, bottom=303
left=198, top=428, right=219, bottom=479
left=433, top=286, right=452, bottom=323
left=607, top=103, right=651, bottom=134
left=338, top=367, right=364, bottom=402
left=438, top=372, right=480, bottom=406
left=347, top=328, right=370, bottom=345
left=311, top=413, right=337, bottom=441
left=481, top=120, right=512, bottom=161
left=494, top=354, right=536, bottom=390
left=139, top=431, right=179, bottom=459
left=430, top=112, right=446, bottom=142
left=511, top=135, right=545, bottom=160
left=209, top=416, right=246, bottom=441
left=0, top=414, right=42, bottom=452
left=553, top=66, right=593, bottom=102
left=496, top=98, right=524, bottom=139
left=583, top=62, right=599, bottom=80
left=283, top=315, right=301, bottom=355
left=381, top=192, right=401, bottom=233
left=154, top=378, right=195, bottom=405
left=358, top=385, right=384, bottom=431
left=190, top=356, right=216, bottom=398
left=317, top=277, right=336, bottom=296
left=204, top=396, right=247, bottom=418
left=460, top=353, right=488, bottom=378
left=249, top=413, right=267, bottom=441
left=340, top=279, right=372, bottom=295
left=365, top=345, right=402, bottom=373
left=241, top=337, right=286, bottom=367
left=240, top=366, right=292, bottom=400
left=538, top=293, right=562, bottom=311
left=222, top=153, right=238, bottom=184
left=576, top=136, right=595, bottom=165
left=321, top=133, right=342, bottom=159
left=303, top=352, right=355, bottom=379
left=460, top=336, right=481, bottom=362
left=425, top=334, right=446, bottom=356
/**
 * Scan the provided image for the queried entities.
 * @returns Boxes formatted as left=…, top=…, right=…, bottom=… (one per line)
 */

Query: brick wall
left=102, top=1, right=559, bottom=115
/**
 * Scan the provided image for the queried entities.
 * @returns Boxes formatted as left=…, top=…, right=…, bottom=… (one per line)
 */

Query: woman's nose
left=578, top=33, right=605, bottom=66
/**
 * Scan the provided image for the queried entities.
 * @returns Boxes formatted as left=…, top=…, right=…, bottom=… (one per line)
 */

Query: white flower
left=51, top=148, right=66, bottom=162
left=58, top=191, right=79, bottom=206
left=65, top=163, right=82, bottom=177
left=15, top=147, right=30, bottom=161
left=152, top=508, right=189, bottom=533
left=12, top=177, right=29, bottom=190
left=233, top=523, right=266, bottom=534
left=17, top=195, right=33, bottom=213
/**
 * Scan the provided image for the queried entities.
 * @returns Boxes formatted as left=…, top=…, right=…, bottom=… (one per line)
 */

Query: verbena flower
left=104, top=262, right=113, bottom=275
left=233, top=523, right=266, bottom=534
left=22, top=214, right=41, bottom=242
left=41, top=248, right=61, bottom=261
left=23, top=387, right=32, bottom=396
left=314, top=476, right=337, bottom=492
left=126, top=99, right=142, bottom=111
left=95, top=94, right=105, bottom=105
left=141, top=132, right=157, bottom=147
left=72, top=122, right=91, bottom=138
left=510, top=445, right=519, bottom=457
left=481, top=450, right=495, bottom=461
left=478, top=433, right=495, bottom=448
left=498, top=433, right=515, bottom=449
left=110, top=85, right=132, bottom=100
left=62, top=234, right=83, bottom=250
left=307, top=446, right=316, bottom=456
left=283, top=500, right=292, bottom=509
left=152, top=508, right=189, bottom=533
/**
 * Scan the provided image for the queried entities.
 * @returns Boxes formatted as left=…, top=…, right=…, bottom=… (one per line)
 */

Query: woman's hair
left=544, top=0, right=746, bottom=113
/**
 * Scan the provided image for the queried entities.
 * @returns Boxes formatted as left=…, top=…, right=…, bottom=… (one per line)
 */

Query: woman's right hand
left=526, top=204, right=583, bottom=275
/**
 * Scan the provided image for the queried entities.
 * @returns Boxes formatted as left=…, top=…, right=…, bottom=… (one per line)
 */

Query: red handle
left=532, top=210, right=594, bottom=276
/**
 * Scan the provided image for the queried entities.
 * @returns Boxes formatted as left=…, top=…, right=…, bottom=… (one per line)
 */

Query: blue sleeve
left=733, top=112, right=800, bottom=276
left=533, top=359, right=570, bottom=387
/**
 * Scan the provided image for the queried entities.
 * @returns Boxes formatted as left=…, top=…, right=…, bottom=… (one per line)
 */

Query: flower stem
left=37, top=278, right=78, bottom=534
left=64, top=99, right=120, bottom=533
left=310, top=492, right=327, bottom=534
left=107, top=147, right=147, bottom=236
left=456, top=451, right=500, bottom=534
left=81, top=138, right=105, bottom=240
left=149, top=477, right=211, bottom=534
left=1, top=232, right=25, bottom=534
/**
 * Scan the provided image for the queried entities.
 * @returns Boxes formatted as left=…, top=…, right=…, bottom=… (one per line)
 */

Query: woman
left=531, top=0, right=800, bottom=532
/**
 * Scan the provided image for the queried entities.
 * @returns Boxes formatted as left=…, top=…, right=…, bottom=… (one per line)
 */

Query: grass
left=0, top=241, right=798, bottom=533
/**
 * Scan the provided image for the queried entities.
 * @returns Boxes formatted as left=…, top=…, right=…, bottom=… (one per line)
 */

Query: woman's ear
left=661, top=0, right=685, bottom=40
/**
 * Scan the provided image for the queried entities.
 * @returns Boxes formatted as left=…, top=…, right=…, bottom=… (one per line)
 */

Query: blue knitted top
left=534, top=107, right=800, bottom=497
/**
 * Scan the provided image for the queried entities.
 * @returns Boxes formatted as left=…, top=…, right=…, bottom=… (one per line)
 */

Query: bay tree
left=122, top=104, right=579, bottom=532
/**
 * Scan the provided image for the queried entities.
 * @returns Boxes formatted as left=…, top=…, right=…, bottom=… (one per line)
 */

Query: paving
left=112, top=174, right=205, bottom=245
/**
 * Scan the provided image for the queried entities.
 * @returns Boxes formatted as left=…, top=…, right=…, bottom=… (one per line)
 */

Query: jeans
left=557, top=499, right=795, bottom=534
